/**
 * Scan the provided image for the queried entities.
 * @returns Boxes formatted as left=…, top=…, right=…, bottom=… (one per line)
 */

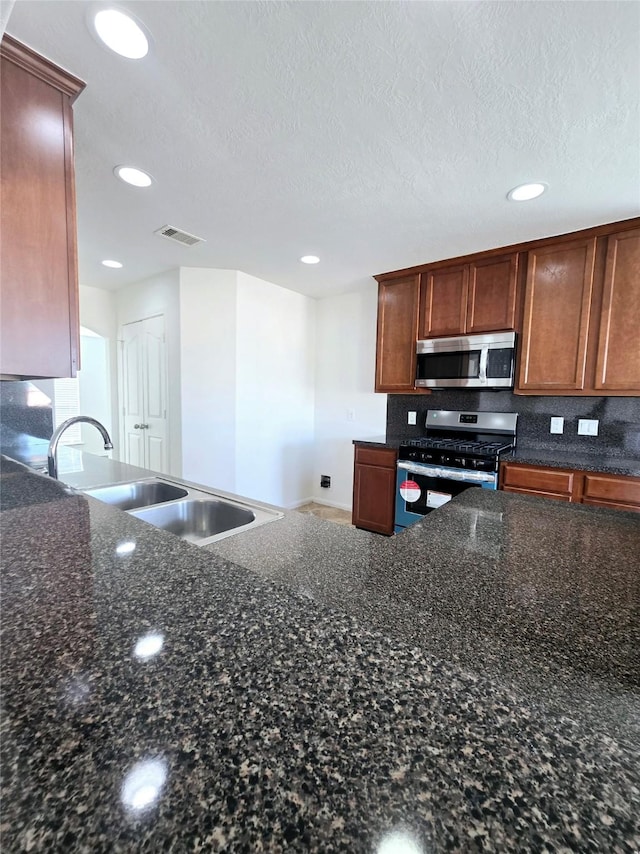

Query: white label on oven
left=400, top=479, right=421, bottom=503
left=426, top=490, right=452, bottom=509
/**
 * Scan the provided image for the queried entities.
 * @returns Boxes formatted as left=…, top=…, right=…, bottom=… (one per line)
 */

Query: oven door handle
left=398, top=460, right=497, bottom=484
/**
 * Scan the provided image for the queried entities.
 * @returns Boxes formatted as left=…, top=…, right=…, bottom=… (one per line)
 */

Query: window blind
left=53, top=378, right=82, bottom=444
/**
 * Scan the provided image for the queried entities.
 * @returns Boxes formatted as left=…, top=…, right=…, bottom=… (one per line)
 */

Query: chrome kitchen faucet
left=47, top=416, right=113, bottom=479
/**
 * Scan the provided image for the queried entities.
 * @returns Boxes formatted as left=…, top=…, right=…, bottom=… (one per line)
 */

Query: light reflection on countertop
left=121, top=757, right=168, bottom=814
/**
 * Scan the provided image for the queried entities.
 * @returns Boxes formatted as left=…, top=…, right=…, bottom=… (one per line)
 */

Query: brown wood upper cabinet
left=518, top=237, right=596, bottom=392
left=0, top=36, right=85, bottom=380
left=593, top=227, right=640, bottom=392
left=517, top=226, right=640, bottom=395
left=374, top=217, right=640, bottom=396
left=419, top=253, right=519, bottom=339
left=375, top=275, right=421, bottom=392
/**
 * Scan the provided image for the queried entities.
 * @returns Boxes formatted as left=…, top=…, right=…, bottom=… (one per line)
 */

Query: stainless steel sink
left=83, top=480, right=188, bottom=511
left=83, top=476, right=283, bottom=545
left=130, top=499, right=255, bottom=543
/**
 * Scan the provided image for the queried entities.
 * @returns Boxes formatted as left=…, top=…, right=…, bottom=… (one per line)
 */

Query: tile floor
left=297, top=502, right=353, bottom=527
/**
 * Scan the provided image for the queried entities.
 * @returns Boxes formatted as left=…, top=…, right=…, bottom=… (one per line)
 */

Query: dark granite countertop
left=352, top=437, right=640, bottom=477
left=352, top=436, right=398, bottom=449
left=504, top=447, right=640, bottom=477
left=1, top=454, right=639, bottom=851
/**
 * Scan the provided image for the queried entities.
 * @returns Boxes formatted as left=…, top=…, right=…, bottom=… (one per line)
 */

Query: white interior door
left=121, top=316, right=168, bottom=473
left=122, top=321, right=145, bottom=468
left=142, top=315, right=167, bottom=473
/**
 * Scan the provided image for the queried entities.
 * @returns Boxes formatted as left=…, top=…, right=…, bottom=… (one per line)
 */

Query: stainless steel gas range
left=395, top=409, right=518, bottom=533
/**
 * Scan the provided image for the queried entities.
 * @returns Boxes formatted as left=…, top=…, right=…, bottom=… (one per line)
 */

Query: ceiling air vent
left=154, top=224, right=205, bottom=247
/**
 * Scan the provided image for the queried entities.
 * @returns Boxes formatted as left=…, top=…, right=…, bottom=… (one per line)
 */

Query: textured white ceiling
left=6, top=0, right=640, bottom=298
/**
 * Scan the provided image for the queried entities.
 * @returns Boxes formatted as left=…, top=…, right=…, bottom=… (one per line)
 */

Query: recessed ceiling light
left=300, top=255, right=320, bottom=264
left=114, top=165, right=153, bottom=187
left=94, top=9, right=149, bottom=59
left=507, top=182, right=547, bottom=202
left=102, top=259, right=123, bottom=268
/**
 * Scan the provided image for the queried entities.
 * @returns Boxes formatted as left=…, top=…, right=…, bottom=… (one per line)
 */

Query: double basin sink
left=84, top=478, right=283, bottom=546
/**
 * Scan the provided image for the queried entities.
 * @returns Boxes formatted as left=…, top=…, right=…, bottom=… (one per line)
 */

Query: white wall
left=179, top=268, right=238, bottom=491
left=77, top=334, right=111, bottom=455
left=79, top=286, right=119, bottom=454
left=179, top=268, right=316, bottom=508
left=313, top=287, right=387, bottom=510
left=236, top=272, right=316, bottom=507
left=115, top=270, right=182, bottom=477
left=94, top=265, right=383, bottom=512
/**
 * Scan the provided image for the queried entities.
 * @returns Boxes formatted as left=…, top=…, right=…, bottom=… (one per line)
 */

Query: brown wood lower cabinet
left=582, top=472, right=640, bottom=512
left=352, top=445, right=397, bottom=535
left=500, top=461, right=640, bottom=513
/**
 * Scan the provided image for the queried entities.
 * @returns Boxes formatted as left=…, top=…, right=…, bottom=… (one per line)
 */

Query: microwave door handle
left=479, top=347, right=488, bottom=384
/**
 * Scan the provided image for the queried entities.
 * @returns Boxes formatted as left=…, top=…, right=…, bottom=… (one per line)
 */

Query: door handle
left=133, top=423, right=149, bottom=429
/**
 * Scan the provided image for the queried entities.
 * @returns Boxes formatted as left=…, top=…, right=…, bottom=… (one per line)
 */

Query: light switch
left=407, top=411, right=417, bottom=425
left=347, top=409, right=355, bottom=422
left=578, top=419, right=599, bottom=436
left=550, top=417, right=564, bottom=434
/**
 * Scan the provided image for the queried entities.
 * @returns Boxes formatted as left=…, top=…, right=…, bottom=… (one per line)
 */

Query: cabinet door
left=419, top=265, right=468, bottom=338
left=518, top=238, right=597, bottom=391
left=0, top=39, right=83, bottom=379
left=375, top=275, right=420, bottom=392
left=352, top=461, right=396, bottom=535
left=593, top=227, right=640, bottom=392
left=466, top=253, right=519, bottom=334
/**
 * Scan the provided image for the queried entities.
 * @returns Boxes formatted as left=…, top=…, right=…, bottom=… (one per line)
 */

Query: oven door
left=395, top=461, right=497, bottom=531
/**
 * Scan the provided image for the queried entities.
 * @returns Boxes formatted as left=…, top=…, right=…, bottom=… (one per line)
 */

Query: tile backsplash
left=0, top=380, right=54, bottom=462
left=387, top=391, right=640, bottom=458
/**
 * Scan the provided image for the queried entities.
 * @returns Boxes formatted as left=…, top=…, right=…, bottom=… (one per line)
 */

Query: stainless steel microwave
left=415, top=331, right=516, bottom=389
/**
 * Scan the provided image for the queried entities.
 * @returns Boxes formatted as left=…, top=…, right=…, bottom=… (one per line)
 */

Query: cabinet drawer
left=354, top=446, right=397, bottom=468
left=501, top=463, right=575, bottom=496
left=503, top=486, right=572, bottom=502
left=582, top=473, right=640, bottom=507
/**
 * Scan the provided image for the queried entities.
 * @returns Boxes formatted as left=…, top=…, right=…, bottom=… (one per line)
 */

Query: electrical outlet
left=407, top=411, right=417, bottom=425
left=578, top=419, right=599, bottom=437
left=550, top=417, right=564, bottom=434
left=320, top=475, right=331, bottom=488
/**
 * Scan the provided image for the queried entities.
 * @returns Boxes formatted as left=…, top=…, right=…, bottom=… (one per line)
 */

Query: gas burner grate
left=403, top=437, right=514, bottom=457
